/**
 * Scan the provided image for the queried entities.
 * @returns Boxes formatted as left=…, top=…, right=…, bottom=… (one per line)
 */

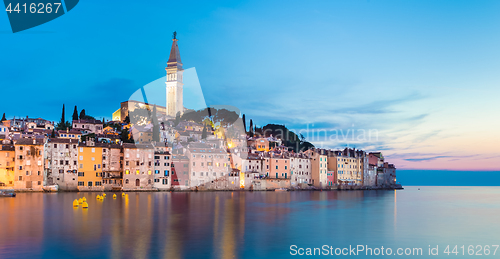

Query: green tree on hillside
left=72, top=106, right=79, bottom=121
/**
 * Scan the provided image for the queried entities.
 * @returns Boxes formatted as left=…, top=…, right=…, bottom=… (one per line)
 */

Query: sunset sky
left=1, top=0, right=500, bottom=170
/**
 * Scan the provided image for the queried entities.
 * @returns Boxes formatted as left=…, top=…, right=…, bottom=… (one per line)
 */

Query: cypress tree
left=174, top=112, right=181, bottom=127
left=202, top=125, right=207, bottom=139
left=56, top=104, right=66, bottom=130
left=51, top=128, right=56, bottom=138
left=249, top=119, right=253, bottom=136
left=1, top=113, right=6, bottom=122
left=79, top=109, right=86, bottom=120
left=72, top=106, right=79, bottom=121
left=242, top=114, right=246, bottom=132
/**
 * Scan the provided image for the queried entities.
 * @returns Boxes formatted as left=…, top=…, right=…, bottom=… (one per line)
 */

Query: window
left=91, top=148, right=95, bottom=153
left=95, top=181, right=102, bottom=186
left=78, top=181, right=84, bottom=186
left=18, top=176, right=22, bottom=181
left=276, top=166, right=278, bottom=170
left=136, top=170, right=139, bottom=175
left=125, top=179, right=129, bottom=184
left=74, top=161, right=77, bottom=166
left=80, top=164, right=83, bottom=169
left=193, top=172, right=195, bottom=176
left=155, top=170, right=159, bottom=174
left=54, top=144, right=57, bottom=148
left=88, top=181, right=93, bottom=187
left=164, top=170, right=169, bottom=176
left=78, top=172, right=84, bottom=176
left=125, top=170, right=130, bottom=174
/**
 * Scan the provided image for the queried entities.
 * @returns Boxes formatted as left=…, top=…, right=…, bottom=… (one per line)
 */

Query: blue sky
left=1, top=0, right=500, bottom=169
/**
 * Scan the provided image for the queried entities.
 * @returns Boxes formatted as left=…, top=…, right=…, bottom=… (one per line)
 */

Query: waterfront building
left=14, top=138, right=45, bottom=191
left=263, top=153, right=291, bottom=179
left=123, top=143, right=155, bottom=190
left=328, top=148, right=365, bottom=186
left=0, top=145, right=15, bottom=187
left=305, top=149, right=328, bottom=188
left=102, top=144, right=123, bottom=191
left=171, top=153, right=190, bottom=189
left=364, top=164, right=377, bottom=186
left=45, top=138, right=79, bottom=190
left=153, top=143, right=172, bottom=190
left=77, top=143, right=104, bottom=191
left=290, top=153, right=312, bottom=185
left=186, top=147, right=231, bottom=187
left=377, top=162, right=396, bottom=187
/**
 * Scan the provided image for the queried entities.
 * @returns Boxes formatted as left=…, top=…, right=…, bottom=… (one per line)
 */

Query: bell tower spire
left=166, top=31, right=184, bottom=117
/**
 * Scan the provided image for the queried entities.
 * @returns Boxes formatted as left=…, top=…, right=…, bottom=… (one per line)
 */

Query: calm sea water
left=1, top=187, right=500, bottom=258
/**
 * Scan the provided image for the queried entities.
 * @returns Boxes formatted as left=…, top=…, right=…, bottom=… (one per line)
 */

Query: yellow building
left=305, top=149, right=328, bottom=188
left=0, top=145, right=15, bottom=187
left=77, top=144, right=104, bottom=191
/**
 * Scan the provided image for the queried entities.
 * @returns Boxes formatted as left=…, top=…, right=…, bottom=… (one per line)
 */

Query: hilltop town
left=0, top=35, right=400, bottom=192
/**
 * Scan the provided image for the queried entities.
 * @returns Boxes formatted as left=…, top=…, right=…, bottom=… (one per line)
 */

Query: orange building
left=0, top=145, right=15, bottom=187
left=77, top=144, right=104, bottom=191
left=264, top=155, right=290, bottom=179
left=248, top=137, right=270, bottom=152
left=14, top=138, right=45, bottom=190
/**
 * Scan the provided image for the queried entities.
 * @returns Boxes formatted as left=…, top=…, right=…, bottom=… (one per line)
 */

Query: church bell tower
left=166, top=31, right=184, bottom=118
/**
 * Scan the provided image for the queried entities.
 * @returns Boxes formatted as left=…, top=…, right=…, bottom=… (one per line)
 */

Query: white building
left=290, top=154, right=312, bottom=185
left=45, top=138, right=79, bottom=190
left=185, top=147, right=231, bottom=187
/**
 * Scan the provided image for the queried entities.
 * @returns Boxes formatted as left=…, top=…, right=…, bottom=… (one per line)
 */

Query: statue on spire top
left=173, top=31, right=177, bottom=40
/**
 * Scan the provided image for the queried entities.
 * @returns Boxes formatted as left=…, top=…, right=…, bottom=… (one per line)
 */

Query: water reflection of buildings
left=0, top=191, right=398, bottom=258
left=0, top=193, right=44, bottom=257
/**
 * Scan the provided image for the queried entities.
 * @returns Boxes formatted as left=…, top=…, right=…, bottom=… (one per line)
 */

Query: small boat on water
left=275, top=188, right=288, bottom=192
left=0, top=190, right=16, bottom=197
left=43, top=185, right=59, bottom=192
